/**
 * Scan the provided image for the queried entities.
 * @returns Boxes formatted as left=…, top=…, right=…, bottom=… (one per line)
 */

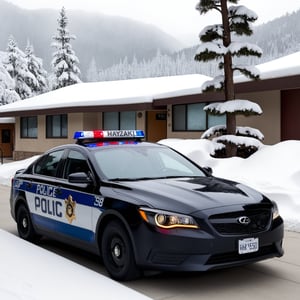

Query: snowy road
left=1, top=184, right=300, bottom=299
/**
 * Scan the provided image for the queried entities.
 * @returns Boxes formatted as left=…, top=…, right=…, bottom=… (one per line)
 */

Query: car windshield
left=93, top=145, right=206, bottom=180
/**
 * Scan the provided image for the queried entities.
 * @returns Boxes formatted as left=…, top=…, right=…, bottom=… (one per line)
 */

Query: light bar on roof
left=85, top=141, right=139, bottom=148
left=74, top=130, right=145, bottom=140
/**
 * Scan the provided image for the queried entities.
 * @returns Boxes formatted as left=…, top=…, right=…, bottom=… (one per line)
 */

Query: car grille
left=209, top=209, right=272, bottom=235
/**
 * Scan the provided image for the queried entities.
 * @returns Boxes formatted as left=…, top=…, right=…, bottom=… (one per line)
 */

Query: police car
left=10, top=130, right=284, bottom=281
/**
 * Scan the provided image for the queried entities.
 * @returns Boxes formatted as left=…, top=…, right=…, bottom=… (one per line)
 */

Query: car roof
left=43, top=141, right=164, bottom=155
left=42, top=129, right=165, bottom=155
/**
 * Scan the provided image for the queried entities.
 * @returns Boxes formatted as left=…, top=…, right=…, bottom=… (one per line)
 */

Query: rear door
left=23, top=149, right=66, bottom=232
left=24, top=149, right=101, bottom=244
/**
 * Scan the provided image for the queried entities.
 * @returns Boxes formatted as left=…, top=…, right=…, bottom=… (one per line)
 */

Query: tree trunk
left=221, top=0, right=237, bottom=157
left=226, top=113, right=237, bottom=157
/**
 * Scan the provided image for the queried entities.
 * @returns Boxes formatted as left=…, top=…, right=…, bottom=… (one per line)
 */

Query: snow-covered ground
left=0, top=230, right=151, bottom=300
left=0, top=139, right=299, bottom=299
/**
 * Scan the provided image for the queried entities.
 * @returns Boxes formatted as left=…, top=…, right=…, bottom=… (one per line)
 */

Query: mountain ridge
left=0, top=0, right=183, bottom=77
left=1, top=0, right=299, bottom=80
left=177, top=9, right=300, bottom=68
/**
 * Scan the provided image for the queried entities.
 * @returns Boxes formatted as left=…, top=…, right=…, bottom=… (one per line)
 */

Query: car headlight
left=272, top=201, right=280, bottom=220
left=139, top=207, right=199, bottom=229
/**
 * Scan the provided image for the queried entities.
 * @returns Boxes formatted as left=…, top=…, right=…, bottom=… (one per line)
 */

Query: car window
left=157, top=151, right=196, bottom=175
left=34, top=150, right=64, bottom=177
left=94, top=146, right=205, bottom=180
left=63, top=150, right=90, bottom=179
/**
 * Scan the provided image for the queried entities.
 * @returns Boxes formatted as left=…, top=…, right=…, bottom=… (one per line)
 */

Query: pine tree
left=51, top=7, right=81, bottom=90
left=25, top=41, right=48, bottom=95
left=0, top=62, right=20, bottom=105
left=3, top=35, right=35, bottom=99
left=86, top=57, right=98, bottom=82
left=195, top=0, right=263, bottom=157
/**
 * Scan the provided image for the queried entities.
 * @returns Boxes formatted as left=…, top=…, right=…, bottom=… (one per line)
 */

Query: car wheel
left=16, top=204, right=38, bottom=242
left=101, top=220, right=141, bottom=281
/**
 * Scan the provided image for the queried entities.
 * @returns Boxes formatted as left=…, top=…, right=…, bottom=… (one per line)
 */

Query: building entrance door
left=281, top=89, right=300, bottom=140
left=146, top=111, right=167, bottom=142
left=0, top=125, right=14, bottom=157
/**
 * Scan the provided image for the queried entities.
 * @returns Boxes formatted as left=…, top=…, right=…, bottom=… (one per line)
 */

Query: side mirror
left=203, top=167, right=213, bottom=176
left=68, top=172, right=93, bottom=184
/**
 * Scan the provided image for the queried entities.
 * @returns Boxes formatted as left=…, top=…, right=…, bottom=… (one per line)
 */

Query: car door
left=58, top=149, right=100, bottom=244
left=24, top=149, right=66, bottom=232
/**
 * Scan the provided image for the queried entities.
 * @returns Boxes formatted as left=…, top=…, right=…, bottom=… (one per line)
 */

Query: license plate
left=238, top=238, right=259, bottom=254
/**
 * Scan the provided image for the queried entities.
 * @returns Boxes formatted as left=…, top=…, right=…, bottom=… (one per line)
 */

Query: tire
left=101, top=220, right=141, bottom=281
left=16, top=204, right=38, bottom=242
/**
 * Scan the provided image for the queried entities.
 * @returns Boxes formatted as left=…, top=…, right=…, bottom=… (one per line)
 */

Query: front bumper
left=131, top=217, right=284, bottom=272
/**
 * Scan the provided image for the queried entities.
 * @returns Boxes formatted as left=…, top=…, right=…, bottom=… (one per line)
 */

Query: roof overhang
left=235, top=74, right=300, bottom=93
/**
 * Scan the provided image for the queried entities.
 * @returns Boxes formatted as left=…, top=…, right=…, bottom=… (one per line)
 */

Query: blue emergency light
left=84, top=140, right=139, bottom=147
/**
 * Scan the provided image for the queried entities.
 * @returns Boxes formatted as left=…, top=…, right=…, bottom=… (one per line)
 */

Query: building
left=0, top=52, right=299, bottom=160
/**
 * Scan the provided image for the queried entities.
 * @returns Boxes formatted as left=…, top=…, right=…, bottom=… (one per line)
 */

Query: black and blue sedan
left=10, top=130, right=284, bottom=281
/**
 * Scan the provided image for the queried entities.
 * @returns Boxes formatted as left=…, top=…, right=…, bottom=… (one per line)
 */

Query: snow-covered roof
left=0, top=51, right=299, bottom=117
left=0, top=74, right=210, bottom=115
left=236, top=51, right=300, bottom=82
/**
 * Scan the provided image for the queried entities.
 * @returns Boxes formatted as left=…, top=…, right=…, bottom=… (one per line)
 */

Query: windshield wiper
left=109, top=175, right=204, bottom=182
left=109, top=177, right=156, bottom=182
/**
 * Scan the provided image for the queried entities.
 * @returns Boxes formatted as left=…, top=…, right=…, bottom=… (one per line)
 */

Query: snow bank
left=0, top=230, right=151, bottom=300
left=160, top=139, right=300, bottom=232
left=0, top=155, right=39, bottom=186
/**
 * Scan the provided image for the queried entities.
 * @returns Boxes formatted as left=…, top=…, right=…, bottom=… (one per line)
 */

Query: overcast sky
left=6, top=0, right=300, bottom=46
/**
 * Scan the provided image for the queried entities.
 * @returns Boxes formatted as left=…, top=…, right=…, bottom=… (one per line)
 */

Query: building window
left=208, top=113, right=226, bottom=128
left=172, top=103, right=226, bottom=131
left=103, top=111, right=136, bottom=130
left=46, top=114, right=68, bottom=138
left=20, top=116, right=37, bottom=138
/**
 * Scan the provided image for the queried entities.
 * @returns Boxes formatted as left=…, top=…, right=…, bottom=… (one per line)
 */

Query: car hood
left=106, top=176, right=268, bottom=214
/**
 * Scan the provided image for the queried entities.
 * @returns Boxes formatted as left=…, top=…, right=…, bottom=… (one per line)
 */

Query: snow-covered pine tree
left=51, top=7, right=81, bottom=90
left=3, top=35, right=36, bottom=100
left=86, top=57, right=98, bottom=82
left=25, top=41, right=48, bottom=95
left=0, top=61, right=20, bottom=105
left=195, top=0, right=263, bottom=157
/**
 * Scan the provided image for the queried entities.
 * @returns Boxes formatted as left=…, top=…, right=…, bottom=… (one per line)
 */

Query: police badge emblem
left=65, top=195, right=76, bottom=223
